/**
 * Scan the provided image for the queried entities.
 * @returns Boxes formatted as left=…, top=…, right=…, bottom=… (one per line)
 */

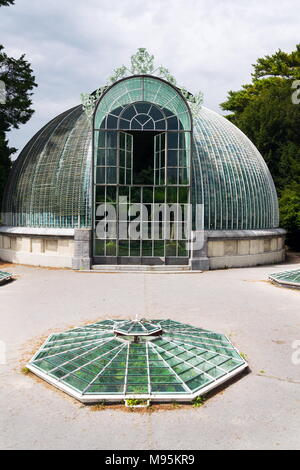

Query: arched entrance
left=92, top=75, right=192, bottom=265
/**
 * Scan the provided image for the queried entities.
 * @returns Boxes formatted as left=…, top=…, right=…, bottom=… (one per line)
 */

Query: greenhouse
left=27, top=319, right=247, bottom=403
left=0, top=49, right=285, bottom=270
left=269, top=269, right=300, bottom=289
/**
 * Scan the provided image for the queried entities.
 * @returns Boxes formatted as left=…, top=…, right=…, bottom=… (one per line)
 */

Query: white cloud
left=1, top=0, right=299, bottom=152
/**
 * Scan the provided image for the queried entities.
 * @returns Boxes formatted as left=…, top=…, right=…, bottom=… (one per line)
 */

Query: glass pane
left=106, top=132, right=117, bottom=148
left=119, top=241, right=129, bottom=256
left=105, top=240, right=117, bottom=256
left=94, top=240, right=105, bottom=256
left=130, top=241, right=140, bottom=256
left=106, top=186, right=116, bottom=203
left=95, top=186, right=105, bottom=202
left=166, top=241, right=177, bottom=256
left=106, top=167, right=117, bottom=184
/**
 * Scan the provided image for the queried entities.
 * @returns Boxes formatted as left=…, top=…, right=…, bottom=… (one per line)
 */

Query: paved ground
left=0, top=257, right=300, bottom=450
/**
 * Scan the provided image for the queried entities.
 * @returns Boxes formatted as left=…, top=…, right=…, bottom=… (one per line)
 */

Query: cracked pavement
left=0, top=260, right=300, bottom=449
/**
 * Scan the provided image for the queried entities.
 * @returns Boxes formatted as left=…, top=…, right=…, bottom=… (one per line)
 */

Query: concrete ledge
left=209, top=249, right=286, bottom=270
left=0, top=226, right=75, bottom=237
left=207, top=229, right=286, bottom=240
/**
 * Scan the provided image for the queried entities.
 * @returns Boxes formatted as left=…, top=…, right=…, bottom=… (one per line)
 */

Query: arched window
left=93, top=76, right=192, bottom=263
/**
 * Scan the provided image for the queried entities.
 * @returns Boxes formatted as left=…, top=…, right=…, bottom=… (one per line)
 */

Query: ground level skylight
left=269, top=269, right=300, bottom=289
left=0, top=271, right=12, bottom=284
left=28, top=319, right=247, bottom=403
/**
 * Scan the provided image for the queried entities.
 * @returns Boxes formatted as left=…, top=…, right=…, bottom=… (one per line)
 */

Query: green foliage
left=279, top=182, right=300, bottom=248
left=221, top=45, right=300, bottom=248
left=192, top=396, right=206, bottom=408
left=126, top=399, right=149, bottom=407
left=0, top=45, right=37, bottom=133
left=0, top=44, right=37, bottom=207
left=0, top=1, right=15, bottom=6
left=0, top=132, right=14, bottom=204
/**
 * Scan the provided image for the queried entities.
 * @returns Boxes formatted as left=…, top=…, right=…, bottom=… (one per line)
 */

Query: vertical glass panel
left=142, top=241, right=153, bottom=256
left=179, top=187, right=189, bottom=203
left=143, top=187, right=153, bottom=203
left=167, top=168, right=177, bottom=185
left=106, top=132, right=118, bottom=148
left=96, top=186, right=106, bottom=202
left=167, top=150, right=178, bottom=167
left=106, top=167, right=117, bottom=184
left=96, top=167, right=106, bottom=184
left=96, top=149, right=106, bottom=166
left=166, top=241, right=177, bottom=256
left=96, top=131, right=106, bottom=148
left=106, top=186, right=116, bottom=203
left=155, top=187, right=165, bottom=203
left=95, top=240, right=105, bottom=256
left=105, top=240, right=117, bottom=256
left=154, top=240, right=164, bottom=256
left=167, top=187, right=178, bottom=204
left=119, top=240, right=129, bottom=256
left=168, top=133, right=179, bottom=149
left=107, top=149, right=117, bottom=166
left=130, top=240, right=141, bottom=256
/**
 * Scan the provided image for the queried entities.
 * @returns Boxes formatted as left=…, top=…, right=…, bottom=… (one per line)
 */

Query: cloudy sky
left=1, top=0, right=299, bottom=153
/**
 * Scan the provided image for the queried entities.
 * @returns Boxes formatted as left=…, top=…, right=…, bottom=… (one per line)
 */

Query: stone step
left=91, top=264, right=194, bottom=272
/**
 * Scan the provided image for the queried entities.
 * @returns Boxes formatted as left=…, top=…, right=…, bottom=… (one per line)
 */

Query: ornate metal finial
left=81, top=48, right=203, bottom=119
left=131, top=48, right=155, bottom=75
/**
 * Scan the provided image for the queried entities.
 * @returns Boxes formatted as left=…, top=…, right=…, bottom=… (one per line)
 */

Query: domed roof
left=1, top=92, right=279, bottom=230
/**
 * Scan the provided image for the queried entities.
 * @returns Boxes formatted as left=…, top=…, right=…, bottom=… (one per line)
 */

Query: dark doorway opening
left=128, top=131, right=160, bottom=185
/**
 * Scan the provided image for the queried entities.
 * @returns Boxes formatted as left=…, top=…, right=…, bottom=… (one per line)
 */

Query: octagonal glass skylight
left=28, top=319, right=247, bottom=403
left=0, top=271, right=12, bottom=284
left=269, top=269, right=300, bottom=289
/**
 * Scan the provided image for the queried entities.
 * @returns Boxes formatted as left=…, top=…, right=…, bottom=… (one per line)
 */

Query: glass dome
left=1, top=77, right=279, bottom=231
left=27, top=319, right=247, bottom=403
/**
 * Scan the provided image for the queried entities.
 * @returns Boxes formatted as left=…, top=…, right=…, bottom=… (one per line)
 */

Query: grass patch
left=125, top=399, right=149, bottom=408
left=192, top=396, right=206, bottom=408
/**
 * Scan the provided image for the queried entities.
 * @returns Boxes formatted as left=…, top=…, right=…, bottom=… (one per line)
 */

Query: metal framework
left=28, top=319, right=247, bottom=403
left=1, top=80, right=279, bottom=233
left=92, top=75, right=192, bottom=263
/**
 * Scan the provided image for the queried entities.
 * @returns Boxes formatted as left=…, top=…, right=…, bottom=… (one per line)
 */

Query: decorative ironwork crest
left=130, top=48, right=154, bottom=75
left=81, top=48, right=203, bottom=119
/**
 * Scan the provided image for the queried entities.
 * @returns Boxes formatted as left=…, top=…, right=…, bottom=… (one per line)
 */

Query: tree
left=0, top=45, right=37, bottom=205
left=0, top=1, right=15, bottom=6
left=221, top=45, right=300, bottom=249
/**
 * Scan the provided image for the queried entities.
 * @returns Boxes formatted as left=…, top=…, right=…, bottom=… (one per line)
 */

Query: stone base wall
left=0, top=227, right=286, bottom=270
left=206, top=229, right=286, bottom=270
left=0, top=229, right=75, bottom=268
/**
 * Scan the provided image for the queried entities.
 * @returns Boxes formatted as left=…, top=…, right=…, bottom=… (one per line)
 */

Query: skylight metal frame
left=28, top=319, right=248, bottom=403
